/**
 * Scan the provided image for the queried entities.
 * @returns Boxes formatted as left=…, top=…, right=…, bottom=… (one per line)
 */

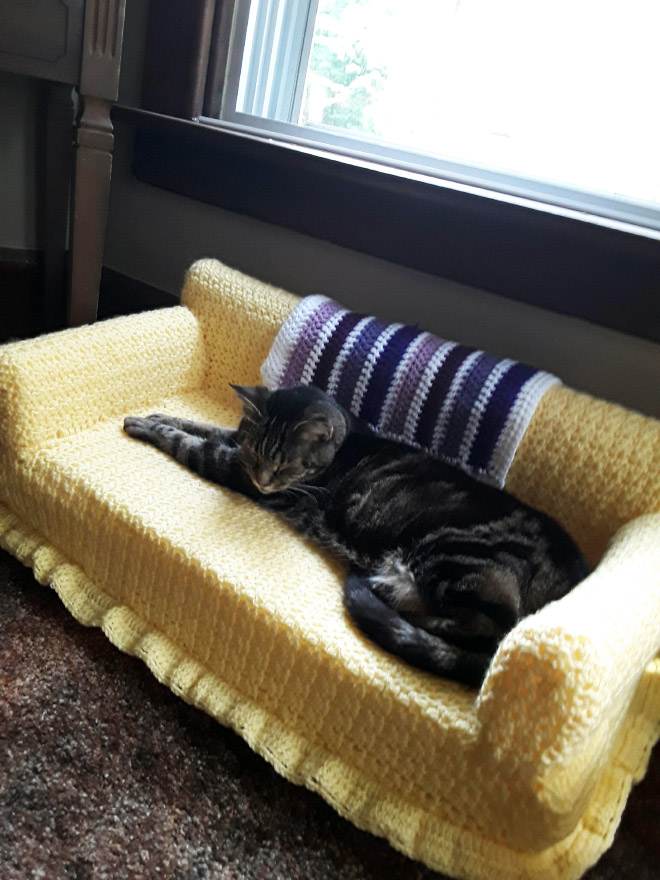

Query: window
left=214, top=0, right=660, bottom=232
left=121, top=0, right=660, bottom=344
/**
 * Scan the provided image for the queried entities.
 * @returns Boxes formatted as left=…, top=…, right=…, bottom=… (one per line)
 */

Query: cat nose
left=255, top=466, right=275, bottom=491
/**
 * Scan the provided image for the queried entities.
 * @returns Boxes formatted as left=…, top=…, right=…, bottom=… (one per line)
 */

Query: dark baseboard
left=0, top=249, right=176, bottom=341
left=0, top=247, right=44, bottom=341
left=0, top=246, right=42, bottom=266
left=98, top=267, right=178, bottom=319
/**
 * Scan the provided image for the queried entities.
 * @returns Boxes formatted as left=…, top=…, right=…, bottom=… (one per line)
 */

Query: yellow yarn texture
left=1, top=258, right=659, bottom=880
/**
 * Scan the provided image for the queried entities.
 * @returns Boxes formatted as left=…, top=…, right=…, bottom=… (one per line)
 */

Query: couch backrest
left=182, top=259, right=660, bottom=564
left=506, top=384, right=660, bottom=563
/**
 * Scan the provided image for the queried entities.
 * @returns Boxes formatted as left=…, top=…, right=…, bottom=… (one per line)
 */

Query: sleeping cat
left=124, top=384, right=590, bottom=688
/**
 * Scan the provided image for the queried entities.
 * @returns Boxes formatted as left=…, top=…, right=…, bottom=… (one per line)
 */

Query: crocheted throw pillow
left=261, top=295, right=559, bottom=486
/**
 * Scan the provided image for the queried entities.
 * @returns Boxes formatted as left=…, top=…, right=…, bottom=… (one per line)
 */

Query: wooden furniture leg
left=67, top=0, right=126, bottom=327
left=68, top=95, right=114, bottom=326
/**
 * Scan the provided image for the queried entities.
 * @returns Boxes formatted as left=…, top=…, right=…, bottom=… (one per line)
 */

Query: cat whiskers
left=300, top=483, right=331, bottom=502
left=286, top=484, right=331, bottom=504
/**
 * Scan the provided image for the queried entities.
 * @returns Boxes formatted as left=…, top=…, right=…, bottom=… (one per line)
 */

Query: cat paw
left=123, top=415, right=156, bottom=440
left=123, top=413, right=174, bottom=439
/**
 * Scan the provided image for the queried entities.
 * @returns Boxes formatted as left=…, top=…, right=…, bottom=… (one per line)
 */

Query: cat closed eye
left=277, top=462, right=303, bottom=474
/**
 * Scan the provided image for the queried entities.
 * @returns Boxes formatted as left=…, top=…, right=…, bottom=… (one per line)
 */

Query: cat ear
left=294, top=418, right=334, bottom=443
left=230, top=384, right=269, bottom=418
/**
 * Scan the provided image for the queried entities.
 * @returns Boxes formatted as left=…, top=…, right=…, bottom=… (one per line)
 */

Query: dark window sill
left=112, top=105, right=660, bottom=344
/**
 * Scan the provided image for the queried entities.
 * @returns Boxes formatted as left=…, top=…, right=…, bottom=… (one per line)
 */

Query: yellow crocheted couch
left=1, top=259, right=659, bottom=880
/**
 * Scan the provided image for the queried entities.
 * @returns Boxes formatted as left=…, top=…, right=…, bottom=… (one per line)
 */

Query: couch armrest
left=477, top=514, right=660, bottom=814
left=180, top=259, right=300, bottom=392
left=0, top=307, right=204, bottom=457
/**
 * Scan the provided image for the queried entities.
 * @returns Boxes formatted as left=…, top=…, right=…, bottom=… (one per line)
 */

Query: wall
left=104, top=153, right=660, bottom=418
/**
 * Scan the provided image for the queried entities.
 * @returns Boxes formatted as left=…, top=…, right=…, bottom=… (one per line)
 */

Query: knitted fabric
left=1, top=258, right=660, bottom=880
left=261, top=295, right=559, bottom=486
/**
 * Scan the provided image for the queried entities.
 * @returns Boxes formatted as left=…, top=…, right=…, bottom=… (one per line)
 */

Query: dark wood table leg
left=43, top=82, right=75, bottom=332
left=66, top=0, right=126, bottom=327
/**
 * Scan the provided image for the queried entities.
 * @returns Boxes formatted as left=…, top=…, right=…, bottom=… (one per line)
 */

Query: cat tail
left=343, top=572, right=491, bottom=689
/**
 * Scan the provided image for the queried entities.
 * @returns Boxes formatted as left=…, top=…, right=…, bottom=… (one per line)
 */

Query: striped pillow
left=261, top=295, right=559, bottom=486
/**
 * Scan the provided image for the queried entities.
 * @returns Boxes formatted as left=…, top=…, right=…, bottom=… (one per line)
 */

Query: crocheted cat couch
left=1, top=259, right=659, bottom=880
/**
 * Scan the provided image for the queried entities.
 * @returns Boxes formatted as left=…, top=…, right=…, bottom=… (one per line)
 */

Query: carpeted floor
left=1, top=548, right=659, bottom=880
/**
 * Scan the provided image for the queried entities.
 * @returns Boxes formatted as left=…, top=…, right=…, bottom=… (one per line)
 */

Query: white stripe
left=351, top=323, right=402, bottom=417
left=327, top=316, right=374, bottom=396
left=430, top=350, right=483, bottom=455
left=377, top=332, right=430, bottom=432
left=488, top=372, right=561, bottom=486
left=299, top=307, right=349, bottom=385
left=457, top=359, right=515, bottom=467
left=402, top=341, right=457, bottom=444
left=260, top=294, right=332, bottom=388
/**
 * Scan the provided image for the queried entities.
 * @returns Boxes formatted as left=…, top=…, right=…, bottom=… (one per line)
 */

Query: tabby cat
left=124, top=384, right=589, bottom=688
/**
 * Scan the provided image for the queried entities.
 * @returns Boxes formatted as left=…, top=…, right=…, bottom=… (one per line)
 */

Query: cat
left=124, top=384, right=590, bottom=688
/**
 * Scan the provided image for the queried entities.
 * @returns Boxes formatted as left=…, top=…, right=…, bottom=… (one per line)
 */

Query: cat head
left=231, top=384, right=350, bottom=494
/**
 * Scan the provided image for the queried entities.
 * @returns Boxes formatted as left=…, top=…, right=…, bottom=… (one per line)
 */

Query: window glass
left=219, top=0, right=660, bottom=224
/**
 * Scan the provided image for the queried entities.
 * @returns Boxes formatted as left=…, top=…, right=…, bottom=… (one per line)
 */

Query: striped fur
left=124, top=385, right=589, bottom=689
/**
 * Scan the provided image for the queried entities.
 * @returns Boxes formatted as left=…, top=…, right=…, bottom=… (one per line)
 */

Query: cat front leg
left=123, top=415, right=249, bottom=492
left=124, top=413, right=236, bottom=442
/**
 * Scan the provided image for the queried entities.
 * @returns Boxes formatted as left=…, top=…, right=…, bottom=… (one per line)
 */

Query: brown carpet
left=1, top=548, right=659, bottom=880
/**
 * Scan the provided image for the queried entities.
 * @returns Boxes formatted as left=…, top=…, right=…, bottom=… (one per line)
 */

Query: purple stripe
left=310, top=311, right=365, bottom=392
left=334, top=317, right=387, bottom=410
left=359, top=325, right=421, bottom=424
left=384, top=333, right=444, bottom=437
left=467, top=362, right=537, bottom=472
left=441, top=353, right=501, bottom=460
left=281, top=299, right=342, bottom=387
left=415, top=345, right=475, bottom=449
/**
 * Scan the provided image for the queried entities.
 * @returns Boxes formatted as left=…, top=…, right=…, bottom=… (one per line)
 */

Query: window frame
left=220, top=0, right=660, bottom=237
left=224, top=0, right=319, bottom=122
left=118, top=0, right=660, bottom=344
